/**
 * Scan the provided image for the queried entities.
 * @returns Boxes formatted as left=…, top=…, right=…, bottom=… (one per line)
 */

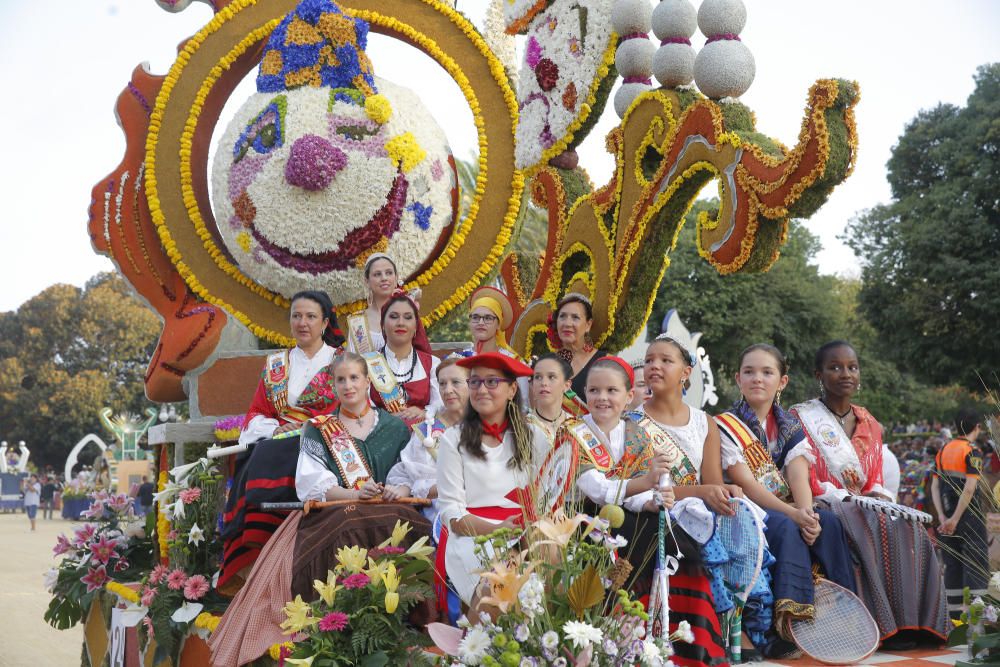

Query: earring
left=583, top=332, right=595, bottom=353
left=774, top=389, right=782, bottom=406
left=857, top=381, right=862, bottom=394
left=818, top=381, right=825, bottom=398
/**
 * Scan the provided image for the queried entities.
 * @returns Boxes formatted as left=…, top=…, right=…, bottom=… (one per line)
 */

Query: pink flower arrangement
left=105, top=494, right=133, bottom=513
left=149, top=564, right=169, bottom=586
left=114, top=559, right=130, bottom=573
left=368, top=546, right=404, bottom=559
left=53, top=534, right=75, bottom=557
left=318, top=611, right=349, bottom=632
left=81, top=565, right=109, bottom=593
left=141, top=586, right=157, bottom=607
left=166, top=569, right=188, bottom=591
left=183, top=574, right=210, bottom=600
left=89, top=535, right=118, bottom=565
left=342, top=573, right=371, bottom=590
left=179, top=488, right=202, bottom=504
left=73, top=524, right=96, bottom=547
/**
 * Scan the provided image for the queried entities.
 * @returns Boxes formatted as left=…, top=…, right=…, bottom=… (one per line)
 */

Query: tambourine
left=533, top=435, right=579, bottom=516
left=847, top=495, right=932, bottom=524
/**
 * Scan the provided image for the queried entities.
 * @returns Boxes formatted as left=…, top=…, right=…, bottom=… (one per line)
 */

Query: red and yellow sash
left=311, top=415, right=373, bottom=490
left=716, top=412, right=791, bottom=501
left=559, top=417, right=613, bottom=473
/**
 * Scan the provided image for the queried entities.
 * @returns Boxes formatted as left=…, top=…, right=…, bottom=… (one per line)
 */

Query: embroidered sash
left=263, top=351, right=291, bottom=414
left=311, top=414, right=373, bottom=489
left=795, top=399, right=867, bottom=494
left=716, top=412, right=791, bottom=501
left=562, top=390, right=590, bottom=417
left=633, top=415, right=700, bottom=486
left=362, top=351, right=407, bottom=413
left=559, top=417, right=613, bottom=473
left=347, top=313, right=374, bottom=354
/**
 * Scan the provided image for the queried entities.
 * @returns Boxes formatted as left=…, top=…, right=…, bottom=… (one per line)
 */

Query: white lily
left=169, top=458, right=210, bottom=486
left=188, top=522, right=204, bottom=547
left=42, top=568, right=59, bottom=593
left=171, top=500, right=186, bottom=520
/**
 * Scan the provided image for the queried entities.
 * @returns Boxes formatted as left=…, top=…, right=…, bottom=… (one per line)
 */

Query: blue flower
left=407, top=202, right=433, bottom=230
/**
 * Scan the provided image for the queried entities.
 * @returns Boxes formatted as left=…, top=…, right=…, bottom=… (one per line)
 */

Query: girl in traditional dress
left=386, top=355, right=471, bottom=525
left=368, top=291, right=441, bottom=424
left=435, top=352, right=549, bottom=614
left=548, top=293, right=606, bottom=397
left=467, top=286, right=517, bottom=356
left=528, top=353, right=574, bottom=443
left=633, top=335, right=756, bottom=667
left=718, top=344, right=855, bottom=657
left=791, top=341, right=948, bottom=646
left=346, top=253, right=405, bottom=354
left=219, top=290, right=344, bottom=594
left=209, top=352, right=430, bottom=667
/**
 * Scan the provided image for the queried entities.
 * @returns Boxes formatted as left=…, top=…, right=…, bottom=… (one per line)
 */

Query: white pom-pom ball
left=423, top=435, right=436, bottom=449
left=652, top=0, right=697, bottom=40
left=615, top=38, right=656, bottom=79
left=697, top=0, right=747, bottom=37
left=611, top=0, right=653, bottom=35
left=694, top=39, right=755, bottom=98
left=614, top=82, right=650, bottom=118
left=653, top=42, right=695, bottom=87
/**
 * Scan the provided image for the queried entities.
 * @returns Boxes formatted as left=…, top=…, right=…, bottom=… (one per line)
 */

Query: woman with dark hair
left=528, top=353, right=574, bottom=443
left=717, top=343, right=855, bottom=657
left=346, top=253, right=422, bottom=354
left=219, top=290, right=345, bottom=593
left=435, top=352, right=549, bottom=612
left=366, top=290, right=440, bottom=424
left=791, top=341, right=948, bottom=645
left=210, top=353, right=430, bottom=667
left=548, top=293, right=606, bottom=397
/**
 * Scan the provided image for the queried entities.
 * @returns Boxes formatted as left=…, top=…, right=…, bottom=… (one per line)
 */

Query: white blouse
left=435, top=424, right=550, bottom=530
left=633, top=404, right=709, bottom=482
left=239, top=344, right=336, bottom=447
left=575, top=415, right=655, bottom=512
left=382, top=346, right=443, bottom=411
left=386, top=427, right=440, bottom=499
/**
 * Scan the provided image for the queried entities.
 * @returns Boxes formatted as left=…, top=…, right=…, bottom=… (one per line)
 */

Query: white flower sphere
left=653, top=43, right=695, bottom=87
left=614, top=82, right=651, bottom=118
left=211, top=77, right=456, bottom=303
left=697, top=0, right=747, bottom=37
left=611, top=0, right=653, bottom=35
left=615, top=38, right=656, bottom=79
left=694, top=39, right=755, bottom=99
left=651, top=0, right=697, bottom=40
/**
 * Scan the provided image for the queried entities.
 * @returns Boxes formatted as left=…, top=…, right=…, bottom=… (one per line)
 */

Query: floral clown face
left=212, top=77, right=455, bottom=303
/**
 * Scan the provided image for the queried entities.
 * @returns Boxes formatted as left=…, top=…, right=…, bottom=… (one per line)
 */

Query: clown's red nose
left=284, top=135, right=347, bottom=191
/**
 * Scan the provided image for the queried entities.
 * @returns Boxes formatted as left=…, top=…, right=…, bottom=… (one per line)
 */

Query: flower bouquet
left=44, top=490, right=153, bottom=629
left=281, top=520, right=437, bottom=666
left=948, top=582, right=1000, bottom=666
left=435, top=509, right=693, bottom=666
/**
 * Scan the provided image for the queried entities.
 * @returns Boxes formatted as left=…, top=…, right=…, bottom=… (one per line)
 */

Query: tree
left=0, top=273, right=160, bottom=469
left=844, top=63, right=1000, bottom=391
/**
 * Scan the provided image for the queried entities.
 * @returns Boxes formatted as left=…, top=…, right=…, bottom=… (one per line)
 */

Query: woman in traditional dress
left=633, top=335, right=757, bottom=667
left=548, top=293, right=606, bottom=397
left=209, top=352, right=431, bottom=667
left=528, top=353, right=574, bottom=443
left=435, top=352, right=549, bottom=614
left=367, top=290, right=441, bottom=424
left=467, top=286, right=517, bottom=356
left=386, top=354, right=471, bottom=525
left=791, top=340, right=948, bottom=646
left=219, top=290, right=344, bottom=594
left=718, top=344, right=855, bottom=657
left=345, top=253, right=408, bottom=354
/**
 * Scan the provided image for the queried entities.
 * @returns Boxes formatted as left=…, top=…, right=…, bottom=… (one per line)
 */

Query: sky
left=1, top=0, right=998, bottom=313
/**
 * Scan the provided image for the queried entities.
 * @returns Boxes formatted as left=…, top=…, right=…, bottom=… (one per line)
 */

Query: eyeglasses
left=467, top=377, right=514, bottom=390
left=469, top=314, right=498, bottom=324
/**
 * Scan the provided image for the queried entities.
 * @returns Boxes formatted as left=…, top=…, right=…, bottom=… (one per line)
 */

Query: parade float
left=60, top=0, right=860, bottom=663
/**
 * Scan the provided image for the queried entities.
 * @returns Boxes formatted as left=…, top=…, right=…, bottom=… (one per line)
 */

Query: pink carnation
left=318, top=611, right=349, bottom=631
left=183, top=574, right=210, bottom=600
left=141, top=586, right=157, bottom=607
left=166, top=569, right=188, bottom=591
left=149, top=564, right=169, bottom=586
left=342, top=573, right=371, bottom=589
left=179, top=488, right=201, bottom=504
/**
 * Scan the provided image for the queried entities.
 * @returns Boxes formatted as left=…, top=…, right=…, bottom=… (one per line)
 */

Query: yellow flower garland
left=145, top=0, right=522, bottom=345
left=105, top=581, right=141, bottom=605
left=156, top=470, right=170, bottom=562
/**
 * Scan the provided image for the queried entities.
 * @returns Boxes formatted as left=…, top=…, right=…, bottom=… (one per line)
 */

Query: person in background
left=547, top=293, right=605, bottom=397
left=933, top=408, right=989, bottom=620
left=137, top=475, right=156, bottom=516
left=23, top=474, right=41, bottom=531
left=40, top=475, right=56, bottom=520
left=628, top=359, right=649, bottom=411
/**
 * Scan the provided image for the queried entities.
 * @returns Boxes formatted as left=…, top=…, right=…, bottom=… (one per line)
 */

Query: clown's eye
left=259, top=124, right=277, bottom=148
left=336, top=124, right=376, bottom=141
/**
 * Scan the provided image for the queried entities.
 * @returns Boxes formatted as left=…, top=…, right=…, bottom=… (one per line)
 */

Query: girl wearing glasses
left=467, top=286, right=518, bottom=356
left=434, top=352, right=549, bottom=614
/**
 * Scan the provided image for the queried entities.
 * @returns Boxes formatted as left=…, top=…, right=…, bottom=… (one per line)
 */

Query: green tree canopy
left=844, top=63, right=1000, bottom=391
left=0, top=273, right=160, bottom=469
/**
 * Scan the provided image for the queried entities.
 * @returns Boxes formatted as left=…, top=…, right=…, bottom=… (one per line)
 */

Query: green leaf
left=950, top=624, right=970, bottom=647
left=361, top=651, right=389, bottom=667
left=973, top=632, right=1000, bottom=654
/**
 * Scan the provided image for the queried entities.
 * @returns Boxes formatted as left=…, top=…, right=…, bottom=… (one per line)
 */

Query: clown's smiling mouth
left=234, top=170, right=408, bottom=275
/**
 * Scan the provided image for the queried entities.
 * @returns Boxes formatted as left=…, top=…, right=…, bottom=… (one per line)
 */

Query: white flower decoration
left=188, top=522, right=205, bottom=547
left=457, top=626, right=491, bottom=666
left=562, top=620, right=602, bottom=650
